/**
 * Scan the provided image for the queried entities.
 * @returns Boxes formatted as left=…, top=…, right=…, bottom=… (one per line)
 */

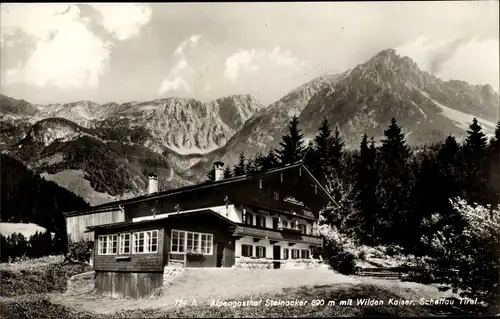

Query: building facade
left=65, top=161, right=337, bottom=298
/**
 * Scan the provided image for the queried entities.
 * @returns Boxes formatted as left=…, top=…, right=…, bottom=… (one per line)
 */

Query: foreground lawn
left=0, top=263, right=489, bottom=318
left=0, top=255, right=91, bottom=298
left=50, top=266, right=361, bottom=314
left=1, top=282, right=486, bottom=318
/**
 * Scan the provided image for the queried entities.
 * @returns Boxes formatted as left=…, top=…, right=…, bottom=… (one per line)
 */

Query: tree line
left=207, top=115, right=499, bottom=251
left=0, top=231, right=60, bottom=262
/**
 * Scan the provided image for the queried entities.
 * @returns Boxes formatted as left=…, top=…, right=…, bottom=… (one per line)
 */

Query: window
left=272, top=218, right=279, bottom=229
left=273, top=191, right=279, bottom=200
left=97, top=234, right=117, bottom=255
left=119, top=233, right=131, bottom=254
left=301, top=249, right=310, bottom=259
left=298, top=224, right=306, bottom=234
left=244, top=213, right=253, bottom=225
left=282, top=220, right=289, bottom=228
left=171, top=230, right=213, bottom=255
left=132, top=230, right=158, bottom=254
left=200, top=233, right=212, bottom=254
left=171, top=230, right=185, bottom=253
left=291, top=248, right=300, bottom=259
left=256, top=215, right=266, bottom=228
left=283, top=248, right=289, bottom=260
left=256, top=246, right=266, bottom=258
left=241, top=244, right=253, bottom=257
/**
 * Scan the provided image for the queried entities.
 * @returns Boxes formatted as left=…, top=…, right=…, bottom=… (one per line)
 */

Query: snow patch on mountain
left=420, top=90, right=496, bottom=134
left=410, top=101, right=427, bottom=119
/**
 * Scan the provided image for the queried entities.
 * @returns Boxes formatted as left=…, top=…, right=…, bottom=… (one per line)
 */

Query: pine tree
left=246, top=156, right=258, bottom=173
left=486, top=121, right=500, bottom=209
left=306, top=118, right=332, bottom=184
left=40, top=230, right=53, bottom=256
left=264, top=151, right=279, bottom=170
left=223, top=166, right=232, bottom=178
left=354, top=134, right=379, bottom=244
left=0, top=234, right=8, bottom=262
left=410, top=150, right=440, bottom=249
left=276, top=116, right=306, bottom=165
left=328, top=125, right=345, bottom=173
left=463, top=118, right=489, bottom=205
left=15, top=233, right=28, bottom=259
left=233, top=152, right=246, bottom=176
left=28, top=231, right=41, bottom=258
left=376, top=118, right=413, bottom=245
left=206, top=167, right=215, bottom=181
left=437, top=135, right=464, bottom=200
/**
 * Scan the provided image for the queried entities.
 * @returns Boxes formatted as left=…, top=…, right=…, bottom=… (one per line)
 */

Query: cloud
left=89, top=4, right=152, bottom=41
left=157, top=35, right=201, bottom=95
left=396, top=35, right=473, bottom=74
left=396, top=35, right=500, bottom=91
left=159, top=77, right=191, bottom=94
left=1, top=3, right=152, bottom=89
left=224, top=46, right=303, bottom=82
left=174, top=34, right=201, bottom=58
left=224, top=49, right=260, bottom=81
left=268, top=46, right=299, bottom=66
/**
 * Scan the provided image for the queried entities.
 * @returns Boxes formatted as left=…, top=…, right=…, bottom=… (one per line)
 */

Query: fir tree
left=328, top=125, right=345, bottom=172
left=486, top=121, right=500, bottom=209
left=463, top=118, right=489, bottom=205
left=0, top=234, right=8, bottom=262
left=306, top=118, right=332, bottom=184
left=276, top=116, right=305, bottom=165
left=223, top=166, right=232, bottom=178
left=255, top=152, right=278, bottom=171
left=437, top=135, right=465, bottom=200
left=246, top=156, right=259, bottom=173
left=410, top=150, right=440, bottom=249
left=354, top=134, right=379, bottom=244
left=206, top=167, right=215, bottom=181
left=376, top=118, right=413, bottom=245
left=264, top=151, right=279, bottom=170
left=233, top=152, right=246, bottom=176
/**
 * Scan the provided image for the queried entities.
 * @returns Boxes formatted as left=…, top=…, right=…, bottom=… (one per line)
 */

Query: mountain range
left=1, top=48, right=498, bottom=205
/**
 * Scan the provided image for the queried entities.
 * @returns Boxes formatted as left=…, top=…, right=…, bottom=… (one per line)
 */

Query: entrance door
left=216, top=242, right=224, bottom=267
left=273, top=245, right=281, bottom=269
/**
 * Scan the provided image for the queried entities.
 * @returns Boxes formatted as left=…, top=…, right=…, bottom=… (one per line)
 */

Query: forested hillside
left=0, top=152, right=90, bottom=254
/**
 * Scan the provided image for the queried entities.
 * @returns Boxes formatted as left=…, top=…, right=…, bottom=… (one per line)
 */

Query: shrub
left=357, top=250, right=366, bottom=261
left=423, top=198, right=500, bottom=314
left=67, top=239, right=94, bottom=263
left=312, top=222, right=358, bottom=275
left=0, top=255, right=90, bottom=297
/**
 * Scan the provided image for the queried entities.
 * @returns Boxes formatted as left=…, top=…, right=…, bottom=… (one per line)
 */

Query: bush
left=357, top=250, right=367, bottom=261
left=312, top=222, right=358, bottom=275
left=67, top=239, right=94, bottom=262
left=324, top=245, right=357, bottom=275
left=0, top=255, right=91, bottom=297
left=423, top=198, right=500, bottom=314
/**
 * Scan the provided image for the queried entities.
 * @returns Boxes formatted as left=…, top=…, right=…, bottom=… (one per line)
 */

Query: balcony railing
left=232, top=224, right=323, bottom=246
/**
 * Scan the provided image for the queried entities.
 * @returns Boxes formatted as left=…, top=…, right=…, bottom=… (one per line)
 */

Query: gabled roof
left=65, top=161, right=339, bottom=217
left=85, top=209, right=236, bottom=232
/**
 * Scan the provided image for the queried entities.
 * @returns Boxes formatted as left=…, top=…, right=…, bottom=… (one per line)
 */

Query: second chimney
left=214, top=161, right=225, bottom=181
left=148, top=173, right=158, bottom=194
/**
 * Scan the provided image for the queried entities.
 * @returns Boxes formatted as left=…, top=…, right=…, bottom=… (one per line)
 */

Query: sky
left=0, top=2, right=498, bottom=106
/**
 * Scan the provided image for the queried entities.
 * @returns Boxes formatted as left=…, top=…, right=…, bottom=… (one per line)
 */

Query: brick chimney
left=148, top=173, right=158, bottom=194
left=214, top=161, right=224, bottom=181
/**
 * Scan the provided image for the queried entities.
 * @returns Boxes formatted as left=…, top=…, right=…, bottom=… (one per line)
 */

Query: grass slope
left=0, top=256, right=91, bottom=298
